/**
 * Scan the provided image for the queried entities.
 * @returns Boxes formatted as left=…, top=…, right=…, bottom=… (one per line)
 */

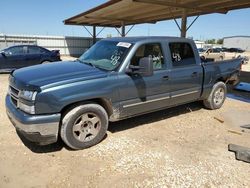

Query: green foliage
left=106, top=34, right=112, bottom=38
left=205, top=39, right=216, bottom=44
left=205, top=38, right=223, bottom=44
left=217, top=39, right=223, bottom=44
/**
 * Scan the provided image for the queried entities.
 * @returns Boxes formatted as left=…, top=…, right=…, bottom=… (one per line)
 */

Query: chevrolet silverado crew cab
left=6, top=37, right=241, bottom=150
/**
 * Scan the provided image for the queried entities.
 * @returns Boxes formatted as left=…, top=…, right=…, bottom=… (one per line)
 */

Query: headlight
left=18, top=101, right=35, bottom=114
left=19, top=90, right=37, bottom=101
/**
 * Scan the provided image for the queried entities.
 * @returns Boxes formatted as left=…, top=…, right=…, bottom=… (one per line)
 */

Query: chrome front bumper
left=5, top=95, right=61, bottom=145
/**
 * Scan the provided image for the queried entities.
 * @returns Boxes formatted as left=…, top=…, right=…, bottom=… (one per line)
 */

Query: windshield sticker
left=111, top=50, right=123, bottom=65
left=172, top=53, right=181, bottom=62
left=117, top=42, right=132, bottom=48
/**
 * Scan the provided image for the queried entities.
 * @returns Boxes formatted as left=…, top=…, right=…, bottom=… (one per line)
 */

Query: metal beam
left=115, top=27, right=122, bottom=36
left=96, top=27, right=105, bottom=37
left=125, top=25, right=135, bottom=36
left=186, top=15, right=199, bottom=31
left=83, top=26, right=93, bottom=37
left=173, top=19, right=181, bottom=31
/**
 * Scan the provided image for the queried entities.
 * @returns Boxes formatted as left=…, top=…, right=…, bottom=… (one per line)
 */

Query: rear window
left=169, top=42, right=196, bottom=67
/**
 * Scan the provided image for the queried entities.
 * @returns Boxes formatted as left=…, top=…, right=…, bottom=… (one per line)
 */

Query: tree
left=217, top=39, right=223, bottom=44
left=106, top=34, right=112, bottom=38
left=205, top=39, right=216, bottom=44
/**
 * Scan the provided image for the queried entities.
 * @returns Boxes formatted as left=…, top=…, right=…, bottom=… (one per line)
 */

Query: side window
left=131, top=43, right=164, bottom=70
left=5, top=46, right=24, bottom=55
left=28, top=46, right=41, bottom=54
left=169, top=42, right=196, bottom=67
left=213, top=48, right=219, bottom=53
left=39, top=47, right=49, bottom=54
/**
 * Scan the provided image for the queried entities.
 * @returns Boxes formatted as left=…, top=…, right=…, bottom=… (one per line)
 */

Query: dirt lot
left=0, top=64, right=250, bottom=187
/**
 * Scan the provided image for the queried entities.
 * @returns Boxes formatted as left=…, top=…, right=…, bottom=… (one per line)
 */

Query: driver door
left=119, top=43, right=171, bottom=118
left=0, top=46, right=26, bottom=70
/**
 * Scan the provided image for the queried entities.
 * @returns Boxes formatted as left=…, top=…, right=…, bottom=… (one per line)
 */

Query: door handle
left=191, top=72, right=198, bottom=77
left=162, top=75, right=169, bottom=80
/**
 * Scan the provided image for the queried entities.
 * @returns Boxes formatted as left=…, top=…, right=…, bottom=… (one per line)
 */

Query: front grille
left=9, top=85, right=20, bottom=108
left=10, top=86, right=19, bottom=97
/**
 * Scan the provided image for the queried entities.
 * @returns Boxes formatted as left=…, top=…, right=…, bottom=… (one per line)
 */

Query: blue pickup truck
left=6, top=37, right=241, bottom=150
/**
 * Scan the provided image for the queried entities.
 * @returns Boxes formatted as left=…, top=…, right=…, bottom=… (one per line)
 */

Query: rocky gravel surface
left=0, top=73, right=250, bottom=188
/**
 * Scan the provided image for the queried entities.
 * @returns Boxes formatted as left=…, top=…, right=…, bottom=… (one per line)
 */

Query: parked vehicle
left=223, top=47, right=249, bottom=64
left=6, top=37, right=241, bottom=150
left=225, top=48, right=245, bottom=53
left=197, top=48, right=205, bottom=53
left=0, top=45, right=61, bottom=72
left=221, top=47, right=228, bottom=52
left=200, top=48, right=225, bottom=61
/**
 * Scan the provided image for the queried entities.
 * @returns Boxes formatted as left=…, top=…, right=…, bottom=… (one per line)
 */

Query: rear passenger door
left=26, top=46, right=42, bottom=66
left=169, top=42, right=203, bottom=105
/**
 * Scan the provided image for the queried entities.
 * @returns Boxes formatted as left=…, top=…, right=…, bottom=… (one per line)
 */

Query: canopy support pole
left=121, top=21, right=126, bottom=37
left=181, top=10, right=187, bottom=38
left=83, top=25, right=106, bottom=44
left=93, top=26, right=96, bottom=44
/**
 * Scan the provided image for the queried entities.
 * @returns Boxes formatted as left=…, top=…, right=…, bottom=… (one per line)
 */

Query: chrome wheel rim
left=213, top=88, right=225, bottom=105
left=72, top=113, right=101, bottom=142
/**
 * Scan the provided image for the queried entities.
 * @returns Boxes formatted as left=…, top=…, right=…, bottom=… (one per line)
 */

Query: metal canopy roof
left=64, top=0, right=250, bottom=27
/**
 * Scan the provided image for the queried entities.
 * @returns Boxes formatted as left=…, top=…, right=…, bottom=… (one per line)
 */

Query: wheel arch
left=41, top=59, right=51, bottom=64
left=215, top=77, right=226, bottom=83
left=60, top=98, right=113, bottom=119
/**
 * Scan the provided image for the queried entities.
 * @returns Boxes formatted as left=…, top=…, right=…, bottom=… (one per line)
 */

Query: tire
left=203, top=81, right=227, bottom=110
left=200, top=56, right=205, bottom=61
left=60, top=103, right=108, bottom=150
left=42, top=60, right=51, bottom=64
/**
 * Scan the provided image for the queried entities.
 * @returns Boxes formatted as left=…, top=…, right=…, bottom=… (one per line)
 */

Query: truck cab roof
left=102, top=36, right=194, bottom=43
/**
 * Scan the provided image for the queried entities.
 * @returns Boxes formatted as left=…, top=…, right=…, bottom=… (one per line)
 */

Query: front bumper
left=5, top=95, right=61, bottom=145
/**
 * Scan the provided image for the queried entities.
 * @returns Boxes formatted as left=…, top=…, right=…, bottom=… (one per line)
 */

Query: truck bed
left=201, top=58, right=242, bottom=98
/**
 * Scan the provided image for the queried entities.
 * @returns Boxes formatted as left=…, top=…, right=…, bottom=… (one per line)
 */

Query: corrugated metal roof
left=64, top=0, right=250, bottom=27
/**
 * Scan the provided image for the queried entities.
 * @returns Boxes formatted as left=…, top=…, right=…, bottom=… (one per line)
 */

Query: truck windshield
left=78, top=41, right=132, bottom=71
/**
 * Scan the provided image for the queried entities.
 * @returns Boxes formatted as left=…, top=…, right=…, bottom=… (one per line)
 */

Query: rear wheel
left=203, top=81, right=227, bottom=110
left=60, top=103, right=108, bottom=150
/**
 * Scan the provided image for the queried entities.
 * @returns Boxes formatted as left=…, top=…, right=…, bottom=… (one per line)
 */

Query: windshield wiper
left=76, top=59, right=108, bottom=71
left=77, top=59, right=96, bottom=68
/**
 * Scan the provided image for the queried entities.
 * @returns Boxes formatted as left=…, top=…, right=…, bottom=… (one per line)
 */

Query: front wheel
left=203, top=81, right=227, bottom=110
left=60, top=103, right=108, bottom=150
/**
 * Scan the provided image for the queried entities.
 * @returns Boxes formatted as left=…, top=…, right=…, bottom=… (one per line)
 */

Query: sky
left=0, top=0, right=250, bottom=40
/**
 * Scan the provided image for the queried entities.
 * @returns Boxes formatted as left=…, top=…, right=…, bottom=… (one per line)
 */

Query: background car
left=200, top=48, right=225, bottom=61
left=198, top=48, right=205, bottom=54
left=225, top=48, right=245, bottom=53
left=0, top=45, right=61, bottom=72
left=223, top=47, right=248, bottom=64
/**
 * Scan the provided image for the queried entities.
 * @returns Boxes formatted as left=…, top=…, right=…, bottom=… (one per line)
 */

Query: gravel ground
left=0, top=67, right=250, bottom=187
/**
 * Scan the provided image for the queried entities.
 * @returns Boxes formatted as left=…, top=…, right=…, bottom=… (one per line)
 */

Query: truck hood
left=12, top=61, right=108, bottom=90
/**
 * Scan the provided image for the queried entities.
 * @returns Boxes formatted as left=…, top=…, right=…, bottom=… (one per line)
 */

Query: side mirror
left=0, top=51, right=6, bottom=57
left=127, top=57, right=154, bottom=77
